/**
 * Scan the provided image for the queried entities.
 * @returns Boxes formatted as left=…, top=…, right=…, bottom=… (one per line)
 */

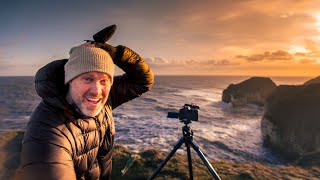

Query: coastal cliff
left=223, top=76, right=320, bottom=167
left=261, top=83, right=320, bottom=165
left=303, top=76, right=320, bottom=85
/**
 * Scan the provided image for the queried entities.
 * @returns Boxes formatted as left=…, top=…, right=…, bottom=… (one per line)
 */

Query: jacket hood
left=35, top=59, right=70, bottom=110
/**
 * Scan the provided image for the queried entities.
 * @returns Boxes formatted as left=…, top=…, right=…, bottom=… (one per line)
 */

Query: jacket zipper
left=94, top=117, right=102, bottom=146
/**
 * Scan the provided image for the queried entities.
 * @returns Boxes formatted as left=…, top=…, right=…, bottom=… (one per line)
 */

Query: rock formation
left=222, top=77, right=276, bottom=107
left=303, top=76, right=320, bottom=85
left=261, top=83, right=320, bottom=164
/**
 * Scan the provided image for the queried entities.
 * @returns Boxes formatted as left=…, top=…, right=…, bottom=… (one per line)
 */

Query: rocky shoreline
left=0, top=131, right=319, bottom=179
left=222, top=76, right=320, bottom=167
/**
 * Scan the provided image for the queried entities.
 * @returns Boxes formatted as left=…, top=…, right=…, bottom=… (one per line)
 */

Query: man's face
left=68, top=71, right=112, bottom=117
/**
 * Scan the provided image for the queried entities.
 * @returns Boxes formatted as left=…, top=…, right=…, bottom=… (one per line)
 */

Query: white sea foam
left=112, top=75, right=286, bottom=164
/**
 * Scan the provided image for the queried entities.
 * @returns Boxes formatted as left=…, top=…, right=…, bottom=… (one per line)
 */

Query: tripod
left=148, top=122, right=221, bottom=180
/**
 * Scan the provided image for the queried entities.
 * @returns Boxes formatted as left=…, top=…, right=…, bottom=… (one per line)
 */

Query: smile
left=86, top=97, right=101, bottom=105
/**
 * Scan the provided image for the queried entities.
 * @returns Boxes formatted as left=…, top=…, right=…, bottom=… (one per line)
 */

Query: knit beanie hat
left=64, top=46, right=114, bottom=84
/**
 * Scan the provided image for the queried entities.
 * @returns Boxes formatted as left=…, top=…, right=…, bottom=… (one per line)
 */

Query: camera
left=151, top=103, right=221, bottom=180
left=167, top=104, right=199, bottom=123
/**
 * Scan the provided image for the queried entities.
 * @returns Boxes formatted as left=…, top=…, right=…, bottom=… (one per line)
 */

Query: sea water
left=0, top=75, right=311, bottom=165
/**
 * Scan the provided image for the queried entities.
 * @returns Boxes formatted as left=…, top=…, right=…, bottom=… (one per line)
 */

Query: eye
left=100, top=79, right=110, bottom=86
left=83, top=77, right=93, bottom=83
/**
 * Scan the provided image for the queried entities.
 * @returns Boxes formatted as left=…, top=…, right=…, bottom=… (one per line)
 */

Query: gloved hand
left=90, top=41, right=118, bottom=60
left=81, top=41, right=124, bottom=63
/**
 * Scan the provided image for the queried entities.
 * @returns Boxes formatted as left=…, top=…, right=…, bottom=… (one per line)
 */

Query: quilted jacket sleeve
left=16, top=105, right=76, bottom=180
left=98, top=46, right=154, bottom=179
left=108, top=45, right=154, bottom=109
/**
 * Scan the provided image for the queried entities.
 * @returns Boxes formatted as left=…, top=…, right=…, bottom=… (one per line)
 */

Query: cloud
left=106, top=1, right=320, bottom=61
left=143, top=55, right=240, bottom=75
left=295, top=51, right=320, bottom=58
left=236, top=50, right=293, bottom=62
left=168, top=2, right=316, bottom=45
left=124, top=1, right=320, bottom=64
left=200, top=59, right=235, bottom=66
left=299, top=59, right=317, bottom=64
left=145, top=57, right=185, bottom=65
left=2, top=1, right=320, bottom=76
left=304, top=39, right=320, bottom=52
left=291, top=40, right=320, bottom=61
left=145, top=56, right=235, bottom=66
left=294, top=52, right=308, bottom=56
left=145, top=57, right=170, bottom=64
left=236, top=46, right=320, bottom=65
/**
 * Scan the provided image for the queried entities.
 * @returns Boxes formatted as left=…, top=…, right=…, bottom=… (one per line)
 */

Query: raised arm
left=106, top=45, right=154, bottom=109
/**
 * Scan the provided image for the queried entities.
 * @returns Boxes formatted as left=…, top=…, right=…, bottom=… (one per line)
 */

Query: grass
left=0, top=131, right=319, bottom=179
left=111, top=145, right=320, bottom=180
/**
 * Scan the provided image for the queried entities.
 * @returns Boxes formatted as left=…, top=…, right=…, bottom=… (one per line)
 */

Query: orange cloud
left=304, top=39, right=320, bottom=53
left=145, top=57, right=170, bottom=64
left=236, top=50, right=293, bottom=62
left=145, top=57, right=235, bottom=66
left=299, top=59, right=317, bottom=64
left=201, top=59, right=235, bottom=66
left=293, top=40, right=320, bottom=59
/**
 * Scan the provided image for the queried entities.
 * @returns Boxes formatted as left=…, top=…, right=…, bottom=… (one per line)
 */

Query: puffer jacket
left=16, top=46, right=154, bottom=180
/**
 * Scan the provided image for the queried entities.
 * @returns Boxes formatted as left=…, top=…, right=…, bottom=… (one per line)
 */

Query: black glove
left=90, top=41, right=119, bottom=60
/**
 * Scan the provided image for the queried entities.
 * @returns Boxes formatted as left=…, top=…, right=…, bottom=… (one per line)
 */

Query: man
left=16, top=42, right=154, bottom=179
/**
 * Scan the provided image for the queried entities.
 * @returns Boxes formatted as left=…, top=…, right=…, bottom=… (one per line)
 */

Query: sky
left=1, top=0, right=320, bottom=77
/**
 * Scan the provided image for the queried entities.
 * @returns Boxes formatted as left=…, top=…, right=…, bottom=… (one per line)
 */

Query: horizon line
left=0, top=74, right=315, bottom=78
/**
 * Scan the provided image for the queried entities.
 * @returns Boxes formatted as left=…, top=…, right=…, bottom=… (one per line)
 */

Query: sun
left=314, top=13, right=320, bottom=31
left=288, top=45, right=309, bottom=54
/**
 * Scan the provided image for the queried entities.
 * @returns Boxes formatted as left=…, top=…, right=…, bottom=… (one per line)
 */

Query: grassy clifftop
left=0, top=131, right=319, bottom=179
left=112, top=145, right=319, bottom=180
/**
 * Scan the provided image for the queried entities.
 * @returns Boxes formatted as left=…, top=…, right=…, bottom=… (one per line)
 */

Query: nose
left=89, top=81, right=102, bottom=96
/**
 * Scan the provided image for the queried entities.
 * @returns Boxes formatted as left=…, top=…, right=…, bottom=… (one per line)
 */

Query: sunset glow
left=1, top=1, right=320, bottom=77
left=314, top=13, right=320, bottom=31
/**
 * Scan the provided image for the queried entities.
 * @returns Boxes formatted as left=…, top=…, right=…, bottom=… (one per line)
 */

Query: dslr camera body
left=167, top=104, right=199, bottom=124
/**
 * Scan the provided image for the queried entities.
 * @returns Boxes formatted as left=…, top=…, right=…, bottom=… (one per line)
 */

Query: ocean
left=0, top=75, right=311, bottom=165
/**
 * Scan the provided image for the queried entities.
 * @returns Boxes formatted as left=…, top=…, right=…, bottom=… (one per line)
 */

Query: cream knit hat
left=64, top=46, right=114, bottom=84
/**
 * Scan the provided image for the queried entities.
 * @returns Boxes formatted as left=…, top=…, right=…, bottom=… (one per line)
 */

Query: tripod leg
left=148, top=137, right=185, bottom=180
left=190, top=139, right=221, bottom=180
left=185, top=141, right=194, bottom=180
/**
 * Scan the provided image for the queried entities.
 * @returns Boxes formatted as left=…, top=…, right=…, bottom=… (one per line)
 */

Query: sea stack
left=222, top=77, right=276, bottom=107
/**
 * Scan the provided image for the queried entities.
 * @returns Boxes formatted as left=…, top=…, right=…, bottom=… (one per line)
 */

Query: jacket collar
left=35, top=59, right=71, bottom=111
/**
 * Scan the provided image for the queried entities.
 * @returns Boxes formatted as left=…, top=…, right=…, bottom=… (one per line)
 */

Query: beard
left=66, top=91, right=107, bottom=118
